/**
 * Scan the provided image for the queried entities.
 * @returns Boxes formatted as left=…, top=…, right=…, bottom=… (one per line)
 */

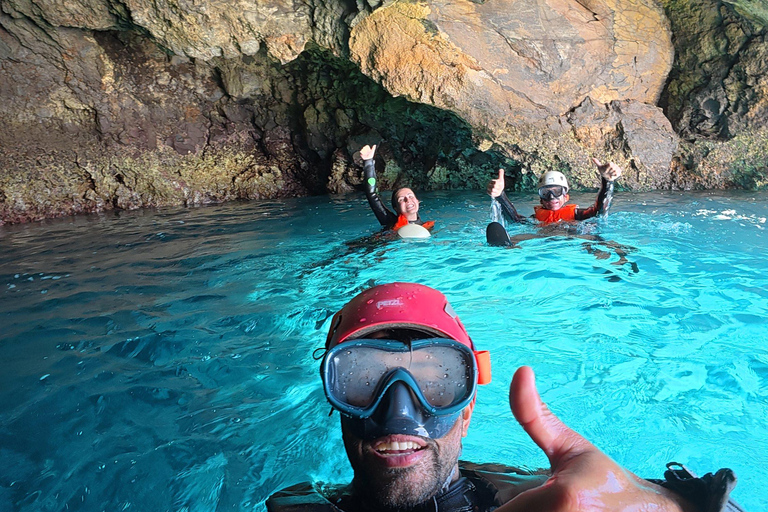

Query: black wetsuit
left=496, top=177, right=615, bottom=224
left=266, top=461, right=547, bottom=512
left=266, top=461, right=743, bottom=512
left=363, top=158, right=425, bottom=230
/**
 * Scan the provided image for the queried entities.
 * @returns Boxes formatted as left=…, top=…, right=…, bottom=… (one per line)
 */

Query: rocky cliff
left=0, top=0, right=766, bottom=224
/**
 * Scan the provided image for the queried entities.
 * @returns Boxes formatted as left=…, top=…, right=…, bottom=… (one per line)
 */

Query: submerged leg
left=581, top=238, right=640, bottom=279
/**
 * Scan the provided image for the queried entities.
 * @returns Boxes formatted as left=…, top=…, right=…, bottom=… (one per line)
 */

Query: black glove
left=659, top=462, right=744, bottom=512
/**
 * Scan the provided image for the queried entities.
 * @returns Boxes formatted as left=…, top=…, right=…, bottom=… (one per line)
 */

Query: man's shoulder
left=265, top=482, right=348, bottom=512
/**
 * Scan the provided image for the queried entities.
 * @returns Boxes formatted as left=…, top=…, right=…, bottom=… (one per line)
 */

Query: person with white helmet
left=267, top=283, right=741, bottom=512
left=486, top=158, right=622, bottom=227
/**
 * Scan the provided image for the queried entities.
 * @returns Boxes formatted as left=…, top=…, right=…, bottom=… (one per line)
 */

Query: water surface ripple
left=1, top=191, right=766, bottom=511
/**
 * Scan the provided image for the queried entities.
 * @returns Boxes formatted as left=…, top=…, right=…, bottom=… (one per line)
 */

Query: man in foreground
left=267, top=283, right=741, bottom=512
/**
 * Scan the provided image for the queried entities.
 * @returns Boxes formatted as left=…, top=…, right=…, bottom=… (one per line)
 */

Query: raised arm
left=488, top=169, right=528, bottom=224
left=574, top=158, right=622, bottom=221
left=360, top=144, right=397, bottom=228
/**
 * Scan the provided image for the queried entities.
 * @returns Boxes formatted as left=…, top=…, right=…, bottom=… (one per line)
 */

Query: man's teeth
left=378, top=441, right=421, bottom=452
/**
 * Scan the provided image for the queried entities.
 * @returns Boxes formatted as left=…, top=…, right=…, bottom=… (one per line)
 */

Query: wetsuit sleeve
left=363, top=158, right=398, bottom=229
left=574, top=178, right=614, bottom=221
left=496, top=192, right=529, bottom=224
left=652, top=463, right=744, bottom=512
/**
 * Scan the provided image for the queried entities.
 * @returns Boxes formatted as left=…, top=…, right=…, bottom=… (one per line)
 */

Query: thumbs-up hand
left=498, top=367, right=693, bottom=512
left=360, top=144, right=377, bottom=161
left=487, top=169, right=506, bottom=198
left=592, top=158, right=622, bottom=181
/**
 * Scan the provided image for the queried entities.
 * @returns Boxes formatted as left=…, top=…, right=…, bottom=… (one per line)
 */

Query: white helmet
left=538, top=171, right=569, bottom=193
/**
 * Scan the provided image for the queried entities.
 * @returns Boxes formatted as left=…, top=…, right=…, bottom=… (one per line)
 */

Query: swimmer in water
left=487, top=158, right=622, bottom=226
left=360, top=144, right=434, bottom=233
left=485, top=159, right=635, bottom=278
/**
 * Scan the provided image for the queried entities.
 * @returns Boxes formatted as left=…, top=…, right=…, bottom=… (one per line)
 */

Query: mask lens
left=411, top=345, right=471, bottom=408
left=323, top=339, right=475, bottom=416
left=328, top=345, right=403, bottom=408
left=538, top=186, right=564, bottom=200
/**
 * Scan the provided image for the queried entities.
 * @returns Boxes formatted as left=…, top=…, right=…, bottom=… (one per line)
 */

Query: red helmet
left=325, top=282, right=490, bottom=384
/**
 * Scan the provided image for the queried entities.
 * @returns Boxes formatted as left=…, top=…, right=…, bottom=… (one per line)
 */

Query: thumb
left=497, top=168, right=505, bottom=180
left=592, top=157, right=604, bottom=168
left=372, top=144, right=377, bottom=153
left=509, top=366, right=593, bottom=468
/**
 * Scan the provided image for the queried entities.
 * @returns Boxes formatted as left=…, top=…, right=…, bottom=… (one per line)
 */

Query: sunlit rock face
left=349, top=0, right=679, bottom=188
left=351, top=0, right=673, bottom=128
left=0, top=0, right=766, bottom=224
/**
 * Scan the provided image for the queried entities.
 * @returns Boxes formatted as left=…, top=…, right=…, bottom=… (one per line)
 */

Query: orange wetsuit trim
left=533, top=204, right=578, bottom=224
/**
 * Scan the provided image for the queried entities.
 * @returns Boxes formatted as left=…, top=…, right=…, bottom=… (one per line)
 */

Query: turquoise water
left=1, top=190, right=766, bottom=511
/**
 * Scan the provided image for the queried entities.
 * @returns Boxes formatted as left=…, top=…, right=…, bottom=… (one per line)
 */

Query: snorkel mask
left=321, top=283, right=491, bottom=440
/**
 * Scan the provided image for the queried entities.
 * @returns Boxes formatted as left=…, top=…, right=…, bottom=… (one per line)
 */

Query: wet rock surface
left=0, top=0, right=766, bottom=224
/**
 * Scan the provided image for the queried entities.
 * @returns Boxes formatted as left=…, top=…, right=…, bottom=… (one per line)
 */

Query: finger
left=497, top=168, right=504, bottom=180
left=372, top=144, right=377, bottom=153
left=510, top=366, right=593, bottom=467
left=592, top=157, right=603, bottom=167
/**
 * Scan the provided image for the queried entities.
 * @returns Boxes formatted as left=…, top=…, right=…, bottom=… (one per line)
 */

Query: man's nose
left=374, top=381, right=425, bottom=422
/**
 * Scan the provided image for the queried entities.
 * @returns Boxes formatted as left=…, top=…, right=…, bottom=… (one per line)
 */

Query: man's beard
left=342, top=413, right=466, bottom=510
left=353, top=457, right=454, bottom=510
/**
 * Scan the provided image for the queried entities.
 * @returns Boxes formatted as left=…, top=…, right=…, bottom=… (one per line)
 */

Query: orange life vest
left=392, top=215, right=434, bottom=231
left=533, top=204, right=578, bottom=224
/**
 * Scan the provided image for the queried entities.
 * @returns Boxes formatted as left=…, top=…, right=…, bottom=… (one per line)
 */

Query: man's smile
left=370, top=435, right=428, bottom=467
